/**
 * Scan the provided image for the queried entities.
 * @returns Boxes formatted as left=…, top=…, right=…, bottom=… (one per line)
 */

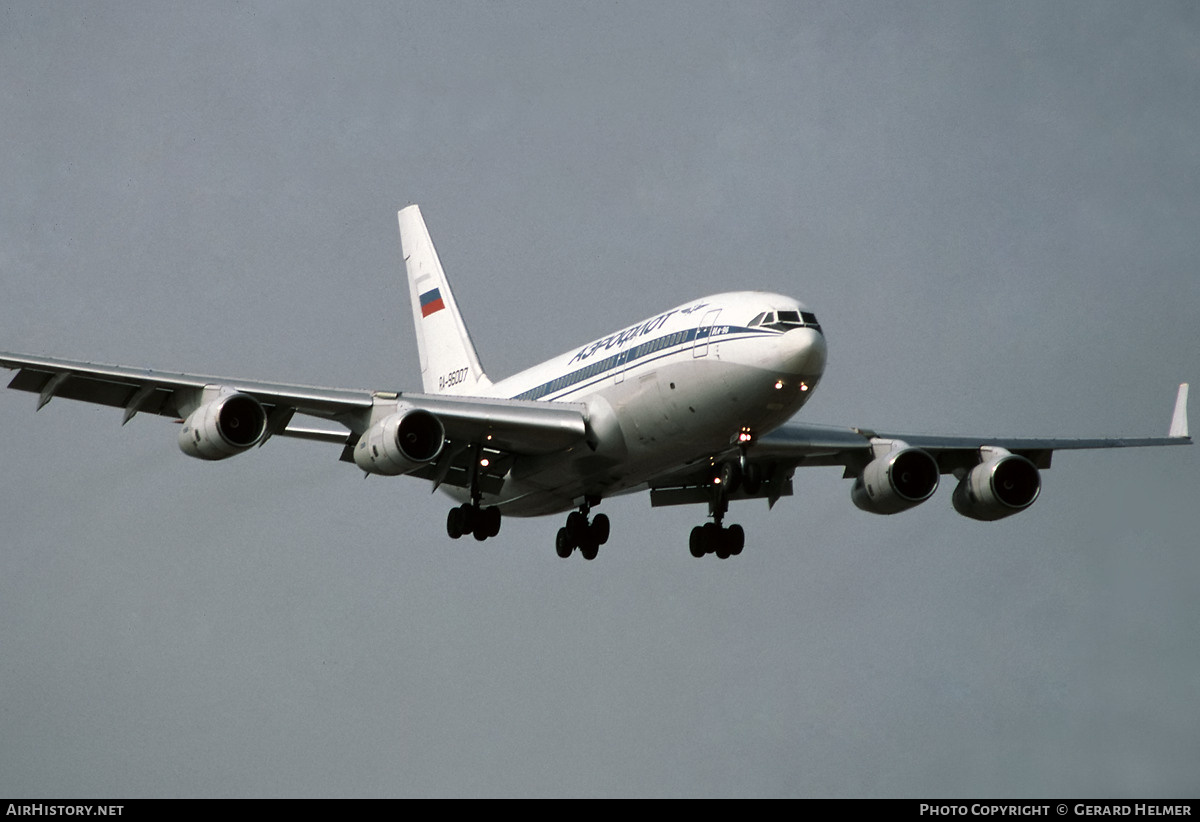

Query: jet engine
left=851, top=446, right=940, bottom=514
left=178, top=392, right=268, bottom=460
left=952, top=450, right=1041, bottom=521
left=353, top=404, right=446, bottom=476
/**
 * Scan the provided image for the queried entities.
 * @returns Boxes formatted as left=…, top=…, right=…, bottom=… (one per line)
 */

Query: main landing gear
left=689, top=459, right=746, bottom=559
left=446, top=502, right=502, bottom=541
left=555, top=498, right=609, bottom=560
left=446, top=444, right=503, bottom=542
left=689, top=521, right=744, bottom=559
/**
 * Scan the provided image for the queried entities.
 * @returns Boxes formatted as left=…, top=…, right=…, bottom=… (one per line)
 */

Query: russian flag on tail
left=419, top=288, right=445, bottom=317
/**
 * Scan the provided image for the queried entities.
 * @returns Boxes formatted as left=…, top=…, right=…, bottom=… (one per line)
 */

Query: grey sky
left=0, top=1, right=1196, bottom=798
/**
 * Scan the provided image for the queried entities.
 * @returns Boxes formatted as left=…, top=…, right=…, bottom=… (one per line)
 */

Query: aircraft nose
left=779, top=327, right=827, bottom=378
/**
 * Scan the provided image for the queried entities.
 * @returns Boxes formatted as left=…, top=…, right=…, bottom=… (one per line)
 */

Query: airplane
left=1, top=205, right=1191, bottom=560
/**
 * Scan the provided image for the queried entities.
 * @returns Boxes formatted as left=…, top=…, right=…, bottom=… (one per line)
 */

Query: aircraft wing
left=0, top=352, right=589, bottom=491
left=649, top=384, right=1190, bottom=510
left=750, top=382, right=1191, bottom=475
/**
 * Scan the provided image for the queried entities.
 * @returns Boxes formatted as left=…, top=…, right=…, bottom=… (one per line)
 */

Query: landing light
left=774, top=380, right=784, bottom=390
left=479, top=458, right=490, bottom=468
left=799, top=382, right=809, bottom=392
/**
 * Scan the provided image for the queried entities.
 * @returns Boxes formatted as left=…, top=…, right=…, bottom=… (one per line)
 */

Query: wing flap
left=8, top=366, right=181, bottom=417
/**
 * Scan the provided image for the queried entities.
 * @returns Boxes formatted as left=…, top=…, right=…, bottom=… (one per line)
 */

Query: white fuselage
left=467, top=291, right=828, bottom=515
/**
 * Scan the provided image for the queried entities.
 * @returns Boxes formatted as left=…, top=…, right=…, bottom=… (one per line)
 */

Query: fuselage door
left=693, top=309, right=721, bottom=358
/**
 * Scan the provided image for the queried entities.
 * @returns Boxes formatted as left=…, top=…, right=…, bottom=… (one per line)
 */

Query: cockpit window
left=760, top=309, right=822, bottom=333
left=748, top=312, right=765, bottom=327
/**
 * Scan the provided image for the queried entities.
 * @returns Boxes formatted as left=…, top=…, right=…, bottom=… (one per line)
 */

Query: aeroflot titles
left=568, top=309, right=679, bottom=364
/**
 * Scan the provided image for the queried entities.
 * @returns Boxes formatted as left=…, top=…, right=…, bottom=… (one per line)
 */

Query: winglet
left=1169, top=383, right=1189, bottom=439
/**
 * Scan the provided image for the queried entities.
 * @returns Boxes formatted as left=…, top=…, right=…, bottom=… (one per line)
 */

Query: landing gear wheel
left=715, top=534, right=731, bottom=559
left=718, top=461, right=742, bottom=494
left=591, top=513, right=610, bottom=545
left=447, top=507, right=465, bottom=539
left=566, top=511, right=588, bottom=540
left=482, top=506, right=502, bottom=538
left=727, top=523, right=744, bottom=556
left=555, top=527, right=574, bottom=558
left=579, top=537, right=599, bottom=561
left=459, top=503, right=476, bottom=535
left=689, top=526, right=705, bottom=558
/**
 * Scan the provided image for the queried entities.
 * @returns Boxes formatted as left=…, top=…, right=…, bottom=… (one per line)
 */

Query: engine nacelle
left=178, top=392, right=268, bottom=460
left=851, top=446, right=940, bottom=515
left=353, top=405, right=446, bottom=476
left=952, top=450, right=1041, bottom=521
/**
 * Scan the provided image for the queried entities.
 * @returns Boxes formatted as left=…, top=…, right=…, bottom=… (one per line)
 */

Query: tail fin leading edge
left=398, top=205, right=493, bottom=396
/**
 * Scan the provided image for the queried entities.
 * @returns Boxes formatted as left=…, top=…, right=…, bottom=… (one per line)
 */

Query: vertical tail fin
left=398, top=205, right=493, bottom=396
